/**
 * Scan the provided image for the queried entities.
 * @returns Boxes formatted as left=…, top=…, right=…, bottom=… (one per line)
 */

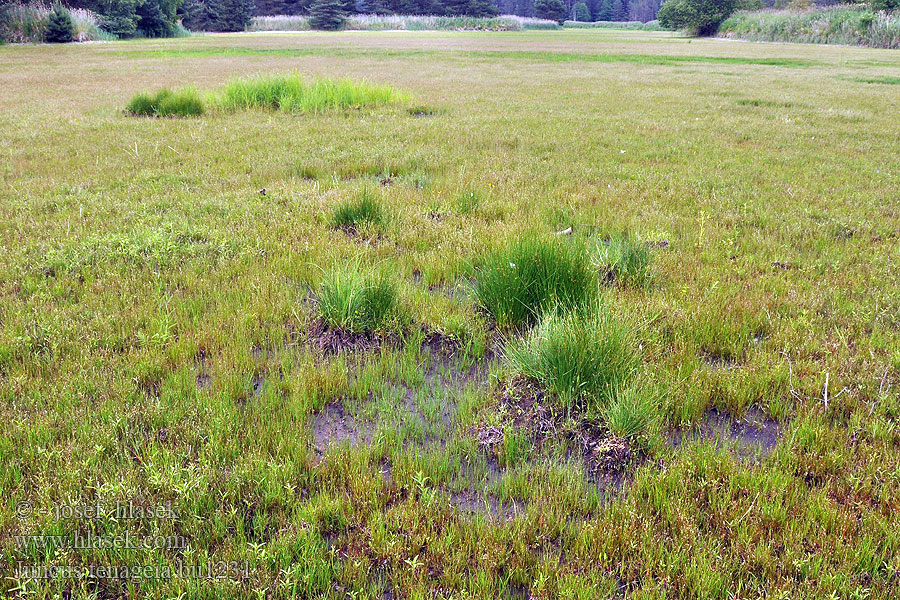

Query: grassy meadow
left=2, top=28, right=900, bottom=599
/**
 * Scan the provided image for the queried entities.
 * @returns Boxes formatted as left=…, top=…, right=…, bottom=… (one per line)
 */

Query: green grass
left=126, top=87, right=205, bottom=117
left=113, top=45, right=821, bottom=67
left=331, top=189, right=384, bottom=230
left=505, top=302, right=638, bottom=410
left=317, top=267, right=399, bottom=333
left=592, top=234, right=653, bottom=288
left=473, top=237, right=595, bottom=329
left=219, top=73, right=405, bottom=113
left=2, top=27, right=900, bottom=600
left=848, top=75, right=900, bottom=85
left=602, top=378, right=659, bottom=440
left=127, top=74, right=407, bottom=118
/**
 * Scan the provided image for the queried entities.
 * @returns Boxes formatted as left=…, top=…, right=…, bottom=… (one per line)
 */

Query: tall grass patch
left=474, top=238, right=594, bottom=329
left=126, top=87, right=204, bottom=117
left=331, top=190, right=384, bottom=231
left=603, top=378, right=659, bottom=440
left=719, top=7, right=900, bottom=49
left=0, top=3, right=114, bottom=43
left=592, top=234, right=652, bottom=288
left=505, top=303, right=638, bottom=410
left=219, top=74, right=404, bottom=113
left=317, top=268, right=399, bottom=333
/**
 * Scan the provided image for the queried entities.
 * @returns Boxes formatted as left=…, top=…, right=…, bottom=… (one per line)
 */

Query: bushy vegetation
left=0, top=0, right=190, bottom=40
left=0, top=2, right=114, bottom=42
left=505, top=303, right=638, bottom=410
left=474, top=238, right=594, bottom=329
left=126, top=87, right=205, bottom=117
left=331, top=190, right=384, bottom=230
left=719, top=7, right=900, bottom=48
left=249, top=13, right=560, bottom=30
left=592, top=234, right=652, bottom=288
left=658, top=0, right=736, bottom=35
left=317, top=268, right=399, bottom=333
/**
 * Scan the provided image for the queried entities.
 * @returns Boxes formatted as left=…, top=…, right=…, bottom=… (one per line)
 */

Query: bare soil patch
left=475, top=377, right=642, bottom=492
left=669, top=406, right=781, bottom=460
left=312, top=400, right=373, bottom=455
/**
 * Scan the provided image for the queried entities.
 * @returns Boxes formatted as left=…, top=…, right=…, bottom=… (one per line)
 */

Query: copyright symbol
left=15, top=500, right=33, bottom=519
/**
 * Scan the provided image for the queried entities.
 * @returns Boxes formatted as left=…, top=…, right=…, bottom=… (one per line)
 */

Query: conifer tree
left=45, top=1, right=76, bottom=42
left=309, top=0, right=345, bottom=29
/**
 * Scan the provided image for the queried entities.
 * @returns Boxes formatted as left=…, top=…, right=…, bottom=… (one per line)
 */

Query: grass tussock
left=719, top=7, right=900, bottom=49
left=331, top=189, right=384, bottom=230
left=603, top=378, right=659, bottom=440
left=126, top=87, right=204, bottom=117
left=126, top=74, right=408, bottom=118
left=219, top=74, right=405, bottom=113
left=474, top=238, right=594, bottom=329
left=317, top=268, right=399, bottom=333
left=505, top=303, right=638, bottom=410
left=592, top=234, right=652, bottom=288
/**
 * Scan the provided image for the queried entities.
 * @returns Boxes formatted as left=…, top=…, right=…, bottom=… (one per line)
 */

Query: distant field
left=2, top=29, right=900, bottom=599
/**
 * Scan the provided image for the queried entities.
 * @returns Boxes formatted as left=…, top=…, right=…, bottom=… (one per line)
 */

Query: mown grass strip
left=112, top=46, right=820, bottom=67
left=847, top=75, right=900, bottom=85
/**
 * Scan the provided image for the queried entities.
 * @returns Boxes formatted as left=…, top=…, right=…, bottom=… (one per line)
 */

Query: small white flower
left=509, top=262, right=516, bottom=268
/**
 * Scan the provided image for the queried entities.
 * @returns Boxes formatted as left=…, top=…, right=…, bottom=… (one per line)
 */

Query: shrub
left=332, top=190, right=384, bottom=230
left=309, top=0, right=346, bottom=30
left=45, top=2, right=74, bottom=42
left=658, top=0, right=736, bottom=35
left=591, top=234, right=652, bottom=288
left=1, top=2, right=49, bottom=43
left=871, top=0, right=900, bottom=11
left=126, top=88, right=205, bottom=117
left=317, top=268, right=398, bottom=333
left=474, top=237, right=594, bottom=329
left=218, top=74, right=403, bottom=113
left=505, top=303, right=638, bottom=410
left=534, top=0, right=568, bottom=25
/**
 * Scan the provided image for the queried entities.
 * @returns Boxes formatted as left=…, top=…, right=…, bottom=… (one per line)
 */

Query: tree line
left=18, top=0, right=679, bottom=38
